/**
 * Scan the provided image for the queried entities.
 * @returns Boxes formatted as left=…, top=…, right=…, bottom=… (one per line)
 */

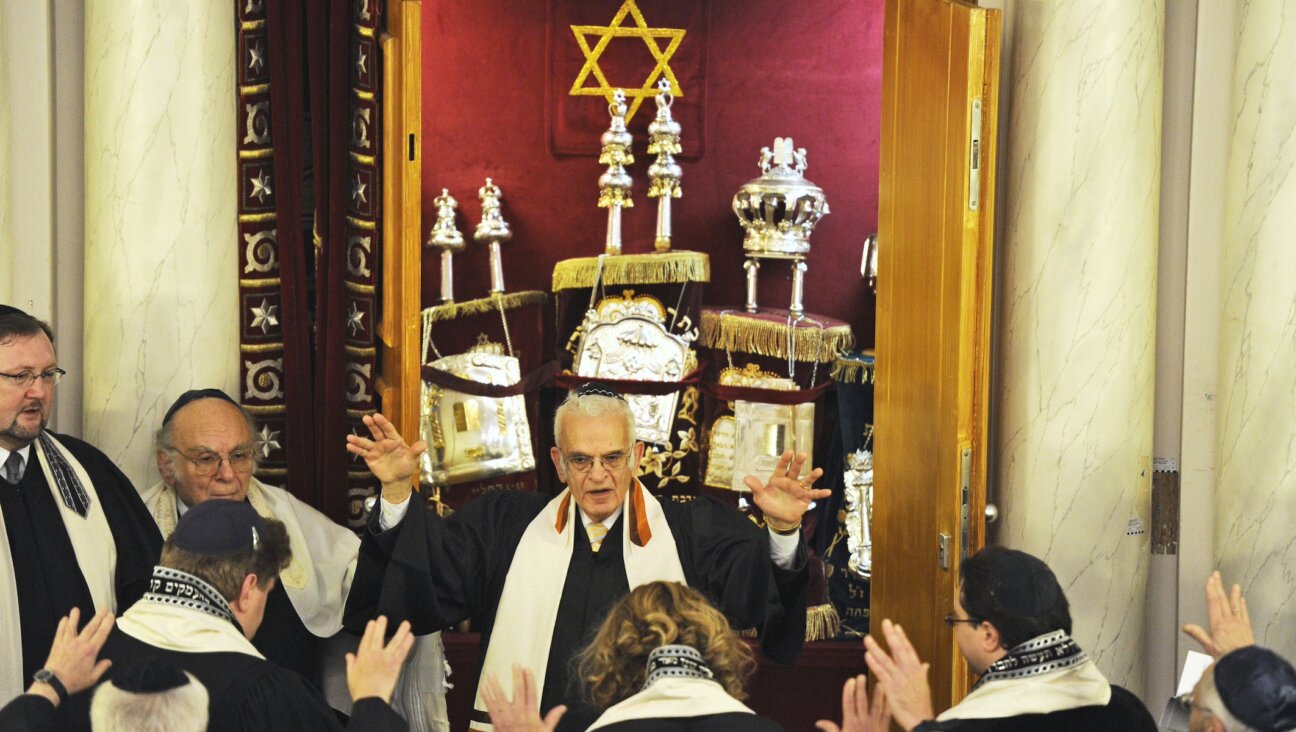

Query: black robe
left=39, top=627, right=407, bottom=732
left=0, top=433, right=161, bottom=685
left=914, top=684, right=1158, bottom=731
left=346, top=491, right=808, bottom=729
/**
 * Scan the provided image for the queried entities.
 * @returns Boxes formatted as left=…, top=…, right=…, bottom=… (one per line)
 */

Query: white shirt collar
left=0, top=443, right=32, bottom=473
left=579, top=505, right=623, bottom=531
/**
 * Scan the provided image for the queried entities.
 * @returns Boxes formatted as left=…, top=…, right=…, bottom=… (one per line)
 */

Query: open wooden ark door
left=874, top=0, right=1000, bottom=711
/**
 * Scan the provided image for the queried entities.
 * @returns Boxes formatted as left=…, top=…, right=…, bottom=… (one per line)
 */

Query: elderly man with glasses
left=139, top=388, right=448, bottom=729
left=344, top=383, right=830, bottom=731
left=0, top=304, right=162, bottom=705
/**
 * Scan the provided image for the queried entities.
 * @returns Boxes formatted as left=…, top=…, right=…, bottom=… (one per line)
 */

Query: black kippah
left=574, top=382, right=625, bottom=401
left=171, top=499, right=266, bottom=556
left=0, top=304, right=31, bottom=318
left=163, top=388, right=240, bottom=425
left=111, top=658, right=191, bottom=694
left=987, top=550, right=1061, bottom=616
left=1215, top=646, right=1296, bottom=731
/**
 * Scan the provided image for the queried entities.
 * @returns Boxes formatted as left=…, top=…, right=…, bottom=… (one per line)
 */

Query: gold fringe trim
left=241, top=83, right=270, bottom=96
left=831, top=351, right=876, bottom=384
left=239, top=148, right=273, bottom=160
left=238, top=213, right=277, bottom=224
left=552, top=251, right=710, bottom=291
left=806, top=603, right=842, bottom=642
left=421, top=291, right=547, bottom=323
left=698, top=311, right=854, bottom=363
left=240, top=343, right=283, bottom=354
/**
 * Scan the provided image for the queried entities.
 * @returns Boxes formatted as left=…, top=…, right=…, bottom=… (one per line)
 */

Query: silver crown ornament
left=473, top=178, right=512, bottom=295
left=731, top=138, right=829, bottom=315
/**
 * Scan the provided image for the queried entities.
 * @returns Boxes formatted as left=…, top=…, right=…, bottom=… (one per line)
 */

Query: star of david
left=569, top=0, right=685, bottom=122
left=250, top=298, right=279, bottom=334
left=248, top=42, right=265, bottom=72
left=347, top=301, right=365, bottom=336
left=253, top=424, right=282, bottom=459
left=356, top=47, right=368, bottom=75
left=351, top=176, right=367, bottom=205
left=250, top=170, right=272, bottom=202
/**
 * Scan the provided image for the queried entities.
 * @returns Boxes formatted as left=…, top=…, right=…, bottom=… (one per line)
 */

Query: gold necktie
left=588, top=521, right=608, bottom=552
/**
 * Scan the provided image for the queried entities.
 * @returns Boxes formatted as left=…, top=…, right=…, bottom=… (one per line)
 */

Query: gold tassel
left=830, top=350, right=876, bottom=384
left=552, top=251, right=710, bottom=291
left=698, top=311, right=854, bottom=363
left=805, top=603, right=842, bottom=642
left=420, top=291, right=547, bottom=323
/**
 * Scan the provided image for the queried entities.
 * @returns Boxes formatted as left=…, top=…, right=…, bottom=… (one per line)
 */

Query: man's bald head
left=155, top=395, right=258, bottom=507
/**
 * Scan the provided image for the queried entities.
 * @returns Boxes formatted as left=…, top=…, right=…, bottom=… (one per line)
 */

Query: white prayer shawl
left=0, top=434, right=117, bottom=701
left=471, top=482, right=686, bottom=731
left=117, top=595, right=265, bottom=658
left=587, top=676, right=756, bottom=730
left=141, top=476, right=359, bottom=637
left=936, top=658, right=1112, bottom=721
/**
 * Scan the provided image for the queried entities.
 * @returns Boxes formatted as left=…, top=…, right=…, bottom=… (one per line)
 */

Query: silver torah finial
left=843, top=449, right=874, bottom=580
left=474, top=178, right=512, bottom=295
left=427, top=188, right=465, bottom=303
left=732, top=137, right=829, bottom=315
left=598, top=89, right=634, bottom=256
left=647, top=78, right=683, bottom=253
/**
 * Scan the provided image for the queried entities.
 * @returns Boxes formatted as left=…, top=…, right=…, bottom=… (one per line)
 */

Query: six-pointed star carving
left=250, top=298, right=279, bottom=334
left=253, top=424, right=282, bottom=459
left=347, top=301, right=365, bottom=336
left=250, top=170, right=272, bottom=202
left=569, top=0, right=685, bottom=122
left=248, top=42, right=265, bottom=72
left=351, top=175, right=367, bottom=205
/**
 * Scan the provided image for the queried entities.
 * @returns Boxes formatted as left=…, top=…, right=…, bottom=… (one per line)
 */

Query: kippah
left=574, top=382, right=625, bottom=401
left=110, top=658, right=192, bottom=694
left=163, top=388, right=240, bottom=425
left=171, top=499, right=266, bottom=556
left=988, top=549, right=1061, bottom=616
left=0, top=304, right=31, bottom=318
left=1215, top=646, right=1296, bottom=731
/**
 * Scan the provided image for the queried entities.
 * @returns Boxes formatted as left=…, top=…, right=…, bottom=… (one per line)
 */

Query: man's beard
left=1, top=407, right=47, bottom=447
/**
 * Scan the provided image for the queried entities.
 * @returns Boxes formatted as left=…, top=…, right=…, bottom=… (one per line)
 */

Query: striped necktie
left=588, top=521, right=608, bottom=552
left=3, top=451, right=23, bottom=485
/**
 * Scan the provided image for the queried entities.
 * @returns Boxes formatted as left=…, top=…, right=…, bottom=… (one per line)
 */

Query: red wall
left=420, top=0, right=883, bottom=346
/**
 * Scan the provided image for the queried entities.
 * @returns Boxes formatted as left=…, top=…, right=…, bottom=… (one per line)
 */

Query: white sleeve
left=768, top=527, right=800, bottom=570
left=377, top=494, right=412, bottom=531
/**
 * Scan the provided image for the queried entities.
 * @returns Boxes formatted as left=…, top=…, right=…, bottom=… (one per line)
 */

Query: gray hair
left=553, top=392, right=636, bottom=451
left=154, top=398, right=261, bottom=471
left=90, top=671, right=209, bottom=732
left=1198, top=667, right=1260, bottom=732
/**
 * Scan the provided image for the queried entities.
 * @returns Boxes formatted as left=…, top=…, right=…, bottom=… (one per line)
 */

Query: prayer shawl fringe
left=937, top=631, right=1111, bottom=721
left=470, top=482, right=685, bottom=731
left=0, top=433, right=116, bottom=701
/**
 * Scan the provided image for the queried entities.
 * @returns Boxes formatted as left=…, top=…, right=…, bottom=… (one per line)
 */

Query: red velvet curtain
left=237, top=0, right=382, bottom=525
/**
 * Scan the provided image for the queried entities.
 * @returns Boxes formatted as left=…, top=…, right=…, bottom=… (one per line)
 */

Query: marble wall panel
left=992, top=0, right=1162, bottom=695
left=83, top=0, right=237, bottom=487
left=1215, top=0, right=1296, bottom=664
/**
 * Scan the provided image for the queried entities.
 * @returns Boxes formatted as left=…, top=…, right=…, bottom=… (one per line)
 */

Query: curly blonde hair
left=576, top=581, right=756, bottom=708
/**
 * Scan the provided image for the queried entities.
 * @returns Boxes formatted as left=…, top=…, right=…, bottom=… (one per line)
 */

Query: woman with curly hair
left=483, top=581, right=784, bottom=731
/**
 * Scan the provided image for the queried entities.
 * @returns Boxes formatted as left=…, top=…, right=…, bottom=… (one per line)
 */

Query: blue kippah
left=1215, top=646, right=1296, bottom=731
left=163, top=388, right=240, bottom=425
left=171, top=499, right=266, bottom=556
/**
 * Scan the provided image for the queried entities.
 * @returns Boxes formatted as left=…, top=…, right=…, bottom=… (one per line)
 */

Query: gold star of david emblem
left=569, top=0, right=685, bottom=122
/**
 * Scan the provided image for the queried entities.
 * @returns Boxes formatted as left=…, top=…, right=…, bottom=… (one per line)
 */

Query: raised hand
left=744, top=450, right=830, bottom=529
left=1182, top=570, right=1255, bottom=659
left=816, top=674, right=890, bottom=732
left=346, top=615, right=415, bottom=704
left=30, top=608, right=115, bottom=706
left=345, top=412, right=427, bottom=501
left=864, top=620, right=935, bottom=731
left=481, top=664, right=566, bottom=732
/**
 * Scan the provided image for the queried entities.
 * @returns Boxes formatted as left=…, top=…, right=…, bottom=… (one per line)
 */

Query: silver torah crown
left=732, top=137, right=829, bottom=259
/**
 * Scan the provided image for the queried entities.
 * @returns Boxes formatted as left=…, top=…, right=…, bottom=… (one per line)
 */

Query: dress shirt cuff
left=377, top=494, right=411, bottom=531
left=768, top=526, right=800, bottom=569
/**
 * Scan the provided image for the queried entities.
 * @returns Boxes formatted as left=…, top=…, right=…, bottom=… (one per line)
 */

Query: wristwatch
left=32, top=669, right=68, bottom=705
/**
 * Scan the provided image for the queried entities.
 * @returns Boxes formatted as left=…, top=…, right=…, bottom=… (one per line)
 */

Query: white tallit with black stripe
left=0, top=432, right=116, bottom=701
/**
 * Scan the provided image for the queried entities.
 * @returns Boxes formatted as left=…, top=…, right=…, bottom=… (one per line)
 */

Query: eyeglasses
left=174, top=448, right=255, bottom=477
left=944, top=614, right=982, bottom=627
left=564, top=451, right=631, bottom=474
left=0, top=368, right=66, bottom=389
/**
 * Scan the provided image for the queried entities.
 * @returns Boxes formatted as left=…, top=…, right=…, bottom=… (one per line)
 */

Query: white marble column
left=83, top=0, right=238, bottom=487
left=1215, top=0, right=1296, bottom=664
left=992, top=1, right=1162, bottom=694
